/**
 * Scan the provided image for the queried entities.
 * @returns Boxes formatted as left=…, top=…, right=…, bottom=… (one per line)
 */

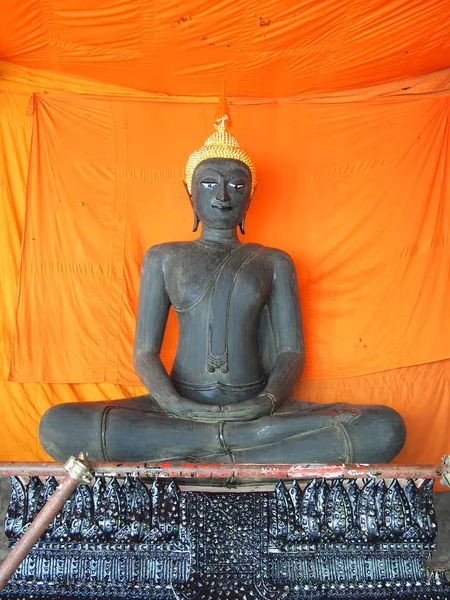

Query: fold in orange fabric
left=1, top=0, right=450, bottom=97
left=9, top=92, right=450, bottom=383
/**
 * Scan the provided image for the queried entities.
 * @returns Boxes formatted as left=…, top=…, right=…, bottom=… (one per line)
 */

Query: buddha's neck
left=198, top=227, right=241, bottom=246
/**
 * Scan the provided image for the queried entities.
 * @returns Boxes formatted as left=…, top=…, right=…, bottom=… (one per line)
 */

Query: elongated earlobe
left=240, top=183, right=257, bottom=234
left=182, top=180, right=191, bottom=199
left=193, top=211, right=200, bottom=232
left=183, top=180, right=200, bottom=232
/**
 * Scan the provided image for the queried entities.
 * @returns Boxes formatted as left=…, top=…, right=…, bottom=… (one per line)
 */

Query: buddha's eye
left=201, top=180, right=218, bottom=189
left=229, top=180, right=245, bottom=190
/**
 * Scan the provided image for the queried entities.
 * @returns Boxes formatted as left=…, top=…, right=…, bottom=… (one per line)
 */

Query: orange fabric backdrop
left=1, top=0, right=450, bottom=97
left=9, top=91, right=450, bottom=382
left=0, top=61, right=449, bottom=478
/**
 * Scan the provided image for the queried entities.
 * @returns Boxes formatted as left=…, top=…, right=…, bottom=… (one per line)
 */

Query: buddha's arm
left=259, top=250, right=305, bottom=409
left=134, top=247, right=217, bottom=419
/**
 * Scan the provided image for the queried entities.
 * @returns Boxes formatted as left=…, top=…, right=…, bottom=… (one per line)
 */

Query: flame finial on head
left=185, top=96, right=256, bottom=194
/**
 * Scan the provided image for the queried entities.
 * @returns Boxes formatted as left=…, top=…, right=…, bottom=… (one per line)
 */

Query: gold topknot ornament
left=185, top=98, right=256, bottom=194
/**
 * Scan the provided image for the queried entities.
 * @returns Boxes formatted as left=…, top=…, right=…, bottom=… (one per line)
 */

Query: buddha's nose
left=216, top=181, right=230, bottom=202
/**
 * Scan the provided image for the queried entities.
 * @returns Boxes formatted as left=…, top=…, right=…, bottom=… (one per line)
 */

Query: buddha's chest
left=165, top=246, right=273, bottom=313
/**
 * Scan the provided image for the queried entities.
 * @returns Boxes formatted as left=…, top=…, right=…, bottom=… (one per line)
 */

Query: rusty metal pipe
left=0, top=460, right=448, bottom=481
left=0, top=454, right=92, bottom=592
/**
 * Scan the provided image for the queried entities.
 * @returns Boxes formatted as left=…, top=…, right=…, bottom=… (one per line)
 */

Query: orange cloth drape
left=1, top=0, right=450, bottom=98
left=0, top=63, right=449, bottom=483
left=9, top=90, right=450, bottom=382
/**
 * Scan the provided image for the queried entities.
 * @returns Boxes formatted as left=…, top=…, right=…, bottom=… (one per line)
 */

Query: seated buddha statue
left=39, top=107, right=406, bottom=464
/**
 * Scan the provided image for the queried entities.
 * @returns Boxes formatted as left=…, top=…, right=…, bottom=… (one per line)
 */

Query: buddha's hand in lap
left=182, top=394, right=276, bottom=423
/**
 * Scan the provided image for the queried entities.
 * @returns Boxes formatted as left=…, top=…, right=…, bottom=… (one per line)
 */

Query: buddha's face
left=190, top=158, right=253, bottom=230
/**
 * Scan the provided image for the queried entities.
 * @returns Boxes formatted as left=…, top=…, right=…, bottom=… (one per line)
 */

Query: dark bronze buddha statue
left=39, top=111, right=406, bottom=463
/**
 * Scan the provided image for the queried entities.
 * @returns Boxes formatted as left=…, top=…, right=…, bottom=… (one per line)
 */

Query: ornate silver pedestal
left=1, top=470, right=449, bottom=599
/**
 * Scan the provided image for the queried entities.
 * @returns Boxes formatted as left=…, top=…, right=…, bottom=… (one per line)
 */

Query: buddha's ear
left=183, top=180, right=200, bottom=232
left=182, top=180, right=192, bottom=200
left=251, top=182, right=258, bottom=199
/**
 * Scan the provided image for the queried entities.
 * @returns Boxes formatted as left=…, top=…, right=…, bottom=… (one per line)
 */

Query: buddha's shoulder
left=142, top=241, right=198, bottom=264
left=257, top=244, right=295, bottom=266
left=142, top=242, right=294, bottom=268
left=145, top=241, right=193, bottom=252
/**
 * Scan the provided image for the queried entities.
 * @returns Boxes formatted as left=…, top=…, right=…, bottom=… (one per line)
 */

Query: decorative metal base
left=1, top=475, right=449, bottom=599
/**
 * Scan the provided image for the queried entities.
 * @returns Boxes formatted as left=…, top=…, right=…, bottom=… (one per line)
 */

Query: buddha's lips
left=212, top=203, right=233, bottom=212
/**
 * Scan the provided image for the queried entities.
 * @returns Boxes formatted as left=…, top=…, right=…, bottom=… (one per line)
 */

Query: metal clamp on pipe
left=64, top=452, right=93, bottom=485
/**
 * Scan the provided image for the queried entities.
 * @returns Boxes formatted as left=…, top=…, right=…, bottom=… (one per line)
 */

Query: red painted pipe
left=0, top=460, right=448, bottom=481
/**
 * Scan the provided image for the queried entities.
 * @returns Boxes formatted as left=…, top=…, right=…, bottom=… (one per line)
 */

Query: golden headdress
left=185, top=97, right=256, bottom=194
